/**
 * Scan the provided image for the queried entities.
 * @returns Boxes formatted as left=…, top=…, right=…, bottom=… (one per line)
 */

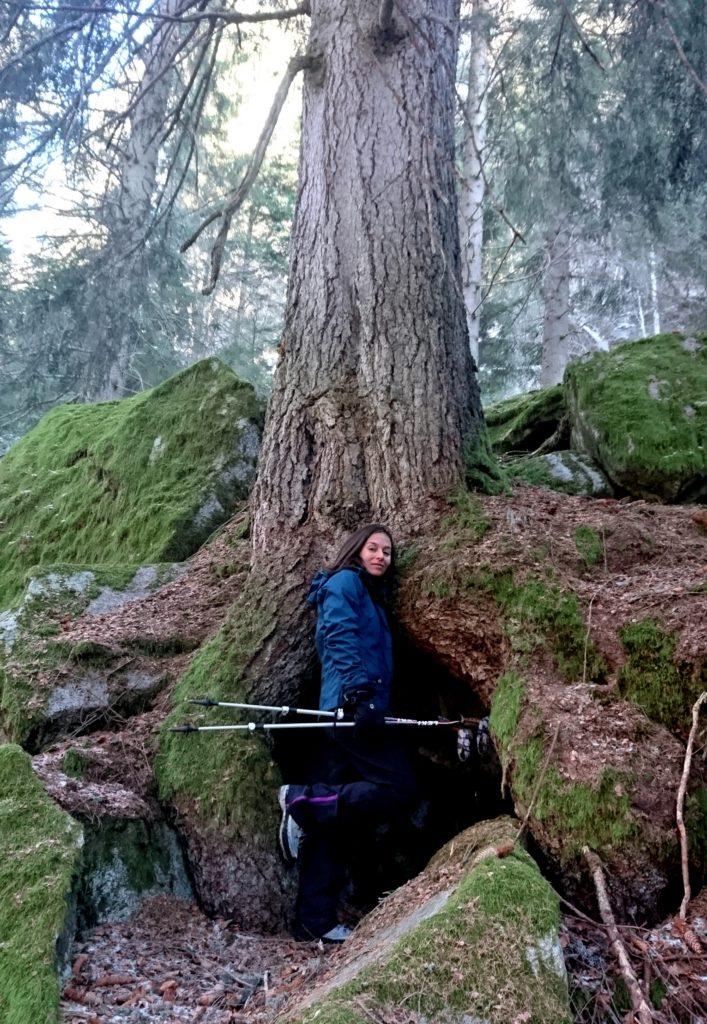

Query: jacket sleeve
left=318, top=571, right=371, bottom=696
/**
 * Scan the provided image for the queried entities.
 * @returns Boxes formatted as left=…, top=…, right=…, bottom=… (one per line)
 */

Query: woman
left=278, top=524, right=418, bottom=943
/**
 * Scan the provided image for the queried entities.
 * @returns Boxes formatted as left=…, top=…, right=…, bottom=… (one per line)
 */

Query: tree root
left=583, top=847, right=654, bottom=1024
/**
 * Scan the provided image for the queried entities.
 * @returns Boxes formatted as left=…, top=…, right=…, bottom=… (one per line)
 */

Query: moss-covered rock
left=0, top=358, right=263, bottom=609
left=290, top=818, right=570, bottom=1024
left=78, top=820, right=191, bottom=927
left=485, top=385, right=568, bottom=455
left=0, top=743, right=83, bottom=1024
left=617, top=618, right=706, bottom=735
left=1, top=565, right=179, bottom=749
left=489, top=672, right=687, bottom=919
left=565, top=332, right=707, bottom=502
left=155, top=580, right=292, bottom=931
left=508, top=450, right=614, bottom=497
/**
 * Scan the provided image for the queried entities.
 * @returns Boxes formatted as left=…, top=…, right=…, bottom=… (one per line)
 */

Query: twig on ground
left=582, top=593, right=597, bottom=687
left=677, top=690, right=707, bottom=918
left=583, top=847, right=654, bottom=1024
left=516, top=723, right=560, bottom=843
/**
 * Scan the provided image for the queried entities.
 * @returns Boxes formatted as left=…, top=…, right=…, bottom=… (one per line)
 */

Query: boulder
left=288, top=818, right=570, bottom=1024
left=564, top=332, right=707, bottom=502
left=508, top=450, right=613, bottom=497
left=485, top=385, right=568, bottom=455
left=0, top=565, right=181, bottom=750
left=32, top=745, right=193, bottom=929
left=488, top=671, right=687, bottom=920
left=0, top=743, right=83, bottom=1024
left=0, top=358, right=263, bottom=609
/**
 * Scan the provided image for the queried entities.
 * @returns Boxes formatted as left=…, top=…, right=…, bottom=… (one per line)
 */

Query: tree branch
left=557, top=0, right=605, bottom=71
left=677, top=691, right=707, bottom=918
left=182, top=53, right=317, bottom=295
left=583, top=848, right=654, bottom=1024
left=652, top=0, right=707, bottom=96
left=3, top=0, right=311, bottom=26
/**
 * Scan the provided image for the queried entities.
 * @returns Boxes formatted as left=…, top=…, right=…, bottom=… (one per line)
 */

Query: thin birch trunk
left=458, top=0, right=490, bottom=367
left=540, top=218, right=573, bottom=387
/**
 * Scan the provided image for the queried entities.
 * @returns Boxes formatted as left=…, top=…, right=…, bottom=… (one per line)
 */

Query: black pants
left=287, top=729, right=418, bottom=939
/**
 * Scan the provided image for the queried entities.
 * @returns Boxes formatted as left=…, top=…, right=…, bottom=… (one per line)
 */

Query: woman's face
left=359, top=531, right=392, bottom=577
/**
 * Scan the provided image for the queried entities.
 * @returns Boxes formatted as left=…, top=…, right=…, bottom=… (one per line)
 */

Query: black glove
left=352, top=700, right=385, bottom=736
left=341, top=685, right=385, bottom=737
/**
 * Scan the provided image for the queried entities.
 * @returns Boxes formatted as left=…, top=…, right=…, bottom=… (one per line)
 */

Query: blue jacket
left=307, top=567, right=393, bottom=713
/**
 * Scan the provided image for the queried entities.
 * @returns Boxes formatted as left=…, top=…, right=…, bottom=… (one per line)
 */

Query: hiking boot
left=278, top=785, right=303, bottom=864
left=321, top=924, right=353, bottom=943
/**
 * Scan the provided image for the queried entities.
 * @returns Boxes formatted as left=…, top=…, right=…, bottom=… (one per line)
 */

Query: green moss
left=0, top=743, right=83, bottom=1024
left=564, top=332, right=707, bottom=502
left=512, top=737, right=635, bottom=862
left=296, top=829, right=569, bottom=1024
left=485, top=385, right=566, bottom=455
left=0, top=359, right=263, bottom=608
left=61, top=748, right=89, bottom=780
left=395, top=543, right=420, bottom=574
left=463, top=431, right=509, bottom=495
left=442, top=488, right=490, bottom=546
left=155, top=583, right=281, bottom=840
left=618, top=618, right=705, bottom=733
left=574, top=525, right=603, bottom=568
left=475, top=570, right=605, bottom=682
left=489, top=671, right=525, bottom=752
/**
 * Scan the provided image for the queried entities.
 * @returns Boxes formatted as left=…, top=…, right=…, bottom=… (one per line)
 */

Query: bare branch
left=583, top=848, right=654, bottom=1024
left=557, top=0, right=605, bottom=71
left=677, top=691, right=707, bottom=918
left=5, top=0, right=312, bottom=27
left=652, top=0, right=707, bottom=96
left=182, top=52, right=317, bottom=295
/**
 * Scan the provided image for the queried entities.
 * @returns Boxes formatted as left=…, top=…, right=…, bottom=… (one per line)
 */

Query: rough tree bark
left=459, top=0, right=490, bottom=367
left=250, top=0, right=485, bottom=561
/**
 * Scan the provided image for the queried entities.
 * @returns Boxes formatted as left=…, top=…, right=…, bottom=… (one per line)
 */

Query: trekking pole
left=187, top=698, right=342, bottom=719
left=170, top=716, right=470, bottom=734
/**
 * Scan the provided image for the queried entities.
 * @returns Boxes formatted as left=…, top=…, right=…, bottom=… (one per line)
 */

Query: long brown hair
left=328, top=523, right=396, bottom=577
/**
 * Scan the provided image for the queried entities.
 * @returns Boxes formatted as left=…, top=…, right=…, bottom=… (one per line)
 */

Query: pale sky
left=2, top=14, right=303, bottom=273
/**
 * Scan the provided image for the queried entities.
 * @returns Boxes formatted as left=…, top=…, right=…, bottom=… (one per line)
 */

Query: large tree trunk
left=250, top=0, right=485, bottom=557
left=459, top=0, right=490, bottom=367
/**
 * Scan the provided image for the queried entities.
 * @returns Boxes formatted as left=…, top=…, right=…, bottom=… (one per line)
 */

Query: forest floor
left=33, top=487, right=706, bottom=1023
left=59, top=889, right=707, bottom=1023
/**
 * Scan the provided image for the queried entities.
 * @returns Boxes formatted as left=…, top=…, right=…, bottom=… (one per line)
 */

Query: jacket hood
left=307, top=565, right=390, bottom=608
left=306, top=569, right=333, bottom=606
